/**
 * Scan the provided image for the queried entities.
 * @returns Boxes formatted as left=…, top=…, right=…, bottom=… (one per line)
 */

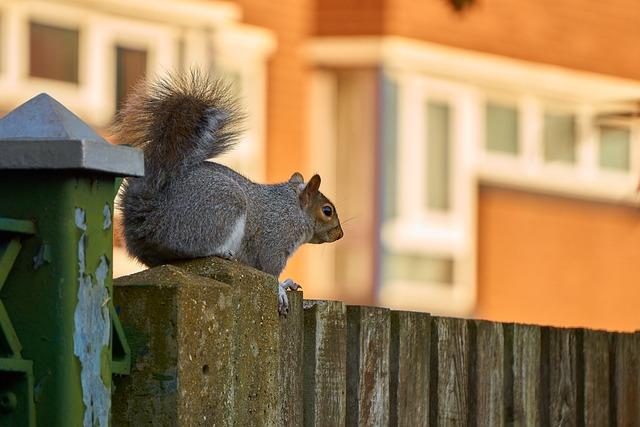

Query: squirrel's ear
left=289, top=172, right=304, bottom=184
left=300, top=174, right=321, bottom=207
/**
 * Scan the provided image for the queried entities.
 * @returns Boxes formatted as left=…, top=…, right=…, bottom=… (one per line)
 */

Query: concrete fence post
left=112, top=265, right=234, bottom=426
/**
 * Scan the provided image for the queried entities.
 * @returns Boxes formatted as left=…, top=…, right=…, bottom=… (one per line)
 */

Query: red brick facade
left=316, top=0, right=640, bottom=80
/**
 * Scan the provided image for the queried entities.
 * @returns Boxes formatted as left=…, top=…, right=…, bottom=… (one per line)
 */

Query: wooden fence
left=111, top=256, right=639, bottom=426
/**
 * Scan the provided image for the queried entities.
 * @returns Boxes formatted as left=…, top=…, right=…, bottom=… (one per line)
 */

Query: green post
left=0, top=94, right=143, bottom=426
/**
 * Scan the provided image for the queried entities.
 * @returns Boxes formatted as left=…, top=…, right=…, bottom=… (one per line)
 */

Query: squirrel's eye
left=322, top=206, right=333, bottom=217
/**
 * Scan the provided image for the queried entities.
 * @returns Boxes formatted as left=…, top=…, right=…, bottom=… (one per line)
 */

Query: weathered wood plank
left=432, top=317, right=470, bottom=426
left=389, top=311, right=430, bottom=427
left=548, top=328, right=581, bottom=427
left=583, top=330, right=611, bottom=427
left=614, top=332, right=640, bottom=425
left=346, top=306, right=391, bottom=426
left=475, top=320, right=506, bottom=426
left=279, top=290, right=304, bottom=426
left=512, top=324, right=541, bottom=426
left=303, top=300, right=347, bottom=427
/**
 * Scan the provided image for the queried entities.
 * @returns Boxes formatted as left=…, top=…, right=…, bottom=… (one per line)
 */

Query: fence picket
left=583, top=330, right=611, bottom=427
left=432, top=317, right=471, bottom=426
left=389, top=311, right=431, bottom=427
left=346, top=306, right=391, bottom=426
left=303, top=300, right=347, bottom=427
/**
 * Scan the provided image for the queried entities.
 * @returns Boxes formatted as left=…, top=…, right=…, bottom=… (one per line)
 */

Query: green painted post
left=0, top=94, right=143, bottom=427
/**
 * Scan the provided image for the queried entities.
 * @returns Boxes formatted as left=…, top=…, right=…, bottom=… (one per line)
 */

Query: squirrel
left=112, top=70, right=343, bottom=315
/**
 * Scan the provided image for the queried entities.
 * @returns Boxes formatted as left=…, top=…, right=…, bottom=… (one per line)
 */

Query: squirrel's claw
left=278, top=278, right=300, bottom=316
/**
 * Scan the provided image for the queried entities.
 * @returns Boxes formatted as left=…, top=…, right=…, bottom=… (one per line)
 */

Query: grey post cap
left=0, top=93, right=144, bottom=177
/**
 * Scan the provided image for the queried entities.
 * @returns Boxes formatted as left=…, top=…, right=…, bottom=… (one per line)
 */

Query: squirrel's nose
left=335, top=227, right=344, bottom=241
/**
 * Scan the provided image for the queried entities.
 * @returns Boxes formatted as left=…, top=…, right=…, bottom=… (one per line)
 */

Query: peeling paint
left=102, top=203, right=112, bottom=230
left=75, top=207, right=87, bottom=231
left=33, top=243, right=51, bottom=269
left=73, top=208, right=111, bottom=427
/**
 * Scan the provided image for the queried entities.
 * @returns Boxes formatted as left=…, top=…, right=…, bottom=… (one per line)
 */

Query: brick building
left=2, top=0, right=639, bottom=331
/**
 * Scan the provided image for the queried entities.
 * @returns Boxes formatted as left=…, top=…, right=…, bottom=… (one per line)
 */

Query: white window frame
left=478, top=96, right=640, bottom=204
left=380, top=69, right=478, bottom=316
left=308, top=35, right=640, bottom=316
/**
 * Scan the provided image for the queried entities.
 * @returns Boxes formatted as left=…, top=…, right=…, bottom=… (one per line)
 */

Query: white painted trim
left=379, top=70, right=478, bottom=315
left=307, top=36, right=640, bottom=103
left=51, top=0, right=240, bottom=25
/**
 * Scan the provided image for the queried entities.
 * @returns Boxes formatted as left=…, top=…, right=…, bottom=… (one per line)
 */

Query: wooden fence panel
left=279, top=291, right=304, bottom=426
left=389, top=311, right=431, bottom=427
left=614, top=332, right=640, bottom=425
left=583, top=330, right=611, bottom=427
left=548, top=328, right=581, bottom=426
left=111, top=257, right=640, bottom=427
left=432, top=317, right=471, bottom=426
left=475, top=320, right=507, bottom=426
left=512, top=324, right=542, bottom=426
left=346, top=306, right=391, bottom=426
left=303, top=300, right=347, bottom=427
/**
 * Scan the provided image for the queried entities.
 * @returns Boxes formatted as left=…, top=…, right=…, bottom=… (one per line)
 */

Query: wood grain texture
left=303, top=300, right=347, bottom=427
left=389, top=311, right=431, bottom=427
left=582, top=330, right=610, bottom=427
left=512, top=324, right=541, bottom=426
left=279, top=291, right=304, bottom=426
left=432, top=317, right=470, bottom=426
left=346, top=306, right=391, bottom=427
left=548, top=328, right=581, bottom=427
left=614, top=332, right=640, bottom=425
left=475, top=320, right=506, bottom=426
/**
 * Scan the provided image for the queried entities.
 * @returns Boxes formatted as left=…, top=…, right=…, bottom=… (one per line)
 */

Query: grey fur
left=116, top=72, right=339, bottom=282
left=122, top=161, right=314, bottom=276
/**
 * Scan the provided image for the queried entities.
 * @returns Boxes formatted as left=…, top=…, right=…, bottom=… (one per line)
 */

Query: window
left=543, top=112, right=576, bottom=164
left=486, top=103, right=519, bottom=154
left=426, top=101, right=451, bottom=211
left=599, top=126, right=631, bottom=171
left=115, top=46, right=147, bottom=112
left=384, top=252, right=454, bottom=285
left=29, top=22, right=79, bottom=83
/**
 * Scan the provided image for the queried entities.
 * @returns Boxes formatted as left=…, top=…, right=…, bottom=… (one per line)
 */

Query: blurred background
left=2, top=0, right=640, bottom=331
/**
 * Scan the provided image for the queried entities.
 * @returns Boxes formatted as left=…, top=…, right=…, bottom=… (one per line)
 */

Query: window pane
left=116, top=46, right=147, bottom=112
left=599, top=126, right=631, bottom=171
left=29, top=22, right=79, bottom=83
left=426, top=101, right=450, bottom=211
left=486, top=103, right=519, bottom=154
left=384, top=251, right=454, bottom=284
left=544, top=113, right=576, bottom=163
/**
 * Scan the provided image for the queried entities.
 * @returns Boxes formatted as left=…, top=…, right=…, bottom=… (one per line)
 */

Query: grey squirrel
left=112, top=70, right=343, bottom=315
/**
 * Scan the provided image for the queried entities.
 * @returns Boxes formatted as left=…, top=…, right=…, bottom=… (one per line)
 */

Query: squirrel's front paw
left=278, top=278, right=301, bottom=316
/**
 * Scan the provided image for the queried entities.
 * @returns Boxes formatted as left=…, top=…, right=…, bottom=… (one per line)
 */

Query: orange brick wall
left=230, top=0, right=314, bottom=182
left=315, top=0, right=385, bottom=35
left=316, top=0, right=640, bottom=81
left=476, top=186, right=640, bottom=332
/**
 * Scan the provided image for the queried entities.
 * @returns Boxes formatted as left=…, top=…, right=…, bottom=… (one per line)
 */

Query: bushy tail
left=112, top=69, right=243, bottom=174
